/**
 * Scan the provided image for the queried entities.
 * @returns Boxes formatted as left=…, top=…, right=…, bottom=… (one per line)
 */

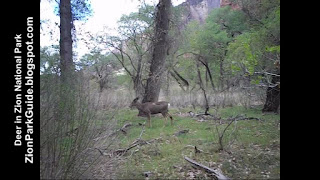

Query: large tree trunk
left=58, top=0, right=75, bottom=124
left=142, top=0, right=171, bottom=103
left=262, top=75, right=280, bottom=113
left=60, top=0, right=74, bottom=83
left=262, top=76, right=280, bottom=113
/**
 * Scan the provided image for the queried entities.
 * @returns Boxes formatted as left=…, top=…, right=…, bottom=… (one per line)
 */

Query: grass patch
left=113, top=106, right=280, bottom=179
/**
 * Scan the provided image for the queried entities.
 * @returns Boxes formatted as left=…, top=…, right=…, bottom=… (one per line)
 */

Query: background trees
left=42, top=0, right=280, bottom=111
left=169, top=0, right=280, bottom=112
left=226, top=0, right=280, bottom=112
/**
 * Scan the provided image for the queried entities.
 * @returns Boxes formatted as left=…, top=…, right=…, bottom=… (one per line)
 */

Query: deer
left=129, top=97, right=173, bottom=127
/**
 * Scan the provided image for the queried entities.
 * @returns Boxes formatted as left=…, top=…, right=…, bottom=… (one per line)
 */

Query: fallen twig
left=109, top=123, right=133, bottom=137
left=138, top=125, right=145, bottom=139
left=184, top=156, right=229, bottom=180
left=95, top=147, right=104, bottom=156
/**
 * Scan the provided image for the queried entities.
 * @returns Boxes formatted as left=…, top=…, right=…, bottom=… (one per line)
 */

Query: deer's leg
left=147, top=113, right=151, bottom=127
left=167, top=113, right=173, bottom=125
left=162, top=112, right=168, bottom=126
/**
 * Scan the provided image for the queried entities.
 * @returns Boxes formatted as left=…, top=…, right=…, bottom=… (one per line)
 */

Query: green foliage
left=207, top=6, right=248, bottom=37
left=78, top=49, right=119, bottom=69
left=71, top=0, right=93, bottom=21
left=176, top=7, right=248, bottom=89
left=200, top=21, right=230, bottom=57
left=176, top=0, right=280, bottom=89
left=117, top=4, right=154, bottom=38
left=183, top=20, right=202, bottom=52
left=266, top=45, right=280, bottom=53
left=226, top=0, right=280, bottom=81
left=117, top=74, right=131, bottom=86
left=228, top=32, right=259, bottom=75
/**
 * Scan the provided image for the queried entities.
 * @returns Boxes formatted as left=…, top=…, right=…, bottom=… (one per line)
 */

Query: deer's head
left=129, top=97, right=140, bottom=109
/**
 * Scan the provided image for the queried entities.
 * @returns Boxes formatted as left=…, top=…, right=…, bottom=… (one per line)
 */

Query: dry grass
left=40, top=74, right=119, bottom=179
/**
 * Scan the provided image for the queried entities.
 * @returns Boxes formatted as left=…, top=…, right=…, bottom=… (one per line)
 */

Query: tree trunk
left=196, top=60, right=209, bottom=115
left=169, top=68, right=189, bottom=91
left=204, top=59, right=215, bottom=91
left=165, top=70, right=170, bottom=98
left=142, top=0, right=171, bottom=103
left=220, top=58, right=224, bottom=90
left=133, top=75, right=145, bottom=99
left=133, top=55, right=145, bottom=99
left=59, top=0, right=75, bottom=124
left=195, top=54, right=215, bottom=90
left=262, top=75, right=280, bottom=113
left=60, top=0, right=74, bottom=83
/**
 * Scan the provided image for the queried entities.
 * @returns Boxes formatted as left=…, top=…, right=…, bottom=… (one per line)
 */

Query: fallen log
left=184, top=156, right=229, bottom=180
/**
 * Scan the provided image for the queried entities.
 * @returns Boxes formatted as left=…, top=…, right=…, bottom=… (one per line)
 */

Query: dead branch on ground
left=111, top=126, right=162, bottom=156
left=184, top=156, right=229, bottom=180
left=109, top=123, right=133, bottom=137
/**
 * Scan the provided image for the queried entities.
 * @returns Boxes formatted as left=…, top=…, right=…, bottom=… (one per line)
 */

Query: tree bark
left=203, top=59, right=215, bottom=91
left=60, top=0, right=74, bottom=84
left=169, top=68, right=189, bottom=91
left=142, top=0, right=171, bottom=103
left=58, top=0, right=77, bottom=127
left=196, top=60, right=209, bottom=115
left=220, top=58, right=224, bottom=90
left=262, top=75, right=280, bottom=113
left=133, top=55, right=145, bottom=99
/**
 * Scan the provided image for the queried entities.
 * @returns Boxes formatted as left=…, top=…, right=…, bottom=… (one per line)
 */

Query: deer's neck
left=135, top=102, right=143, bottom=110
left=135, top=102, right=148, bottom=112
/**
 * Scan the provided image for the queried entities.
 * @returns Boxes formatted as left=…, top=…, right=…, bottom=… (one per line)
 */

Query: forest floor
left=102, top=106, right=280, bottom=179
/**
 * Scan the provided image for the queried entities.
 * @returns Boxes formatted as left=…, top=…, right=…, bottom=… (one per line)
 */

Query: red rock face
left=220, top=0, right=240, bottom=9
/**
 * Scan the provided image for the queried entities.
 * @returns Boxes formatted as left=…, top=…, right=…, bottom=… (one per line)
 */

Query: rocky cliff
left=181, top=0, right=220, bottom=24
left=220, top=0, right=240, bottom=10
left=178, top=0, right=238, bottom=24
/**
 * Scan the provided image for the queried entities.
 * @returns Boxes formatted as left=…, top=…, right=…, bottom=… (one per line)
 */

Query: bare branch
left=254, top=71, right=280, bottom=77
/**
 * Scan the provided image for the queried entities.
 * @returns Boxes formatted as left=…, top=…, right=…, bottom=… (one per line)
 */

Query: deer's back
left=142, top=101, right=169, bottom=114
